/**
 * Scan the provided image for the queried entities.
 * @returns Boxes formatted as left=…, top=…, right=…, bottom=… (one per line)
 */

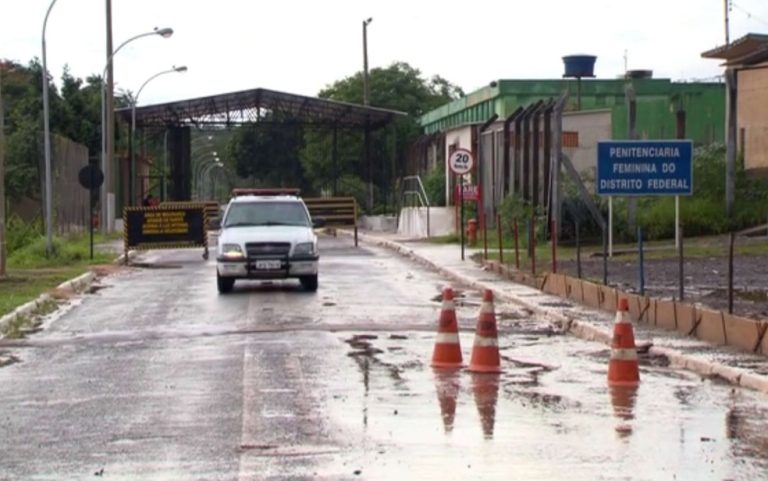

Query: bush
left=423, top=166, right=446, bottom=206
left=6, top=215, right=43, bottom=256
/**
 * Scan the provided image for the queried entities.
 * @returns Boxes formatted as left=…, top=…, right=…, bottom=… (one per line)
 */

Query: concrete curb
left=347, top=230, right=768, bottom=395
left=0, top=246, right=134, bottom=339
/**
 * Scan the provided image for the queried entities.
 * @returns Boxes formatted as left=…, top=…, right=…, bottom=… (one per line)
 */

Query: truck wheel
left=217, top=273, right=235, bottom=294
left=300, top=275, right=318, bottom=292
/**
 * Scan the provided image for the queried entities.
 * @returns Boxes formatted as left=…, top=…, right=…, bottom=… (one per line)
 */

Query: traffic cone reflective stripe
left=469, top=289, right=502, bottom=373
left=432, top=288, right=463, bottom=368
left=608, top=298, right=640, bottom=386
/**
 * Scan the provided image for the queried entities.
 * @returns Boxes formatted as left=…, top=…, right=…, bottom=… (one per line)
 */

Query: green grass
left=0, top=233, right=117, bottom=320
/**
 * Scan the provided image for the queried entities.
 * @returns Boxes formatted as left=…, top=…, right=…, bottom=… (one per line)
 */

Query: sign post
left=448, top=148, right=474, bottom=261
left=597, top=139, right=693, bottom=256
left=78, top=164, right=105, bottom=260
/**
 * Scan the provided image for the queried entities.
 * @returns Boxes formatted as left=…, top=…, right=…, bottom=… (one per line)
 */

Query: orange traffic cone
left=607, top=298, right=640, bottom=386
left=431, top=287, right=463, bottom=368
left=468, top=289, right=502, bottom=373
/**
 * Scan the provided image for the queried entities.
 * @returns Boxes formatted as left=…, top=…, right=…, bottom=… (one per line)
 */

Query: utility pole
left=0, top=68, right=6, bottom=277
left=362, top=18, right=372, bottom=106
left=725, top=0, right=731, bottom=45
left=105, top=0, right=115, bottom=229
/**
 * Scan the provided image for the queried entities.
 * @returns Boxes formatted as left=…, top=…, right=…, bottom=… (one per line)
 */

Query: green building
left=419, top=77, right=725, bottom=144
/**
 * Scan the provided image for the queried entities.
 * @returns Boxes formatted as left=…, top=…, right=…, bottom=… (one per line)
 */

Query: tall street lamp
left=362, top=17, right=373, bottom=211
left=41, top=0, right=59, bottom=255
left=101, top=27, right=173, bottom=232
left=130, top=65, right=188, bottom=205
left=362, top=17, right=372, bottom=106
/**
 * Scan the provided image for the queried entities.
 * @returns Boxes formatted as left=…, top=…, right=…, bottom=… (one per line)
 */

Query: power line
left=732, top=1, right=768, bottom=28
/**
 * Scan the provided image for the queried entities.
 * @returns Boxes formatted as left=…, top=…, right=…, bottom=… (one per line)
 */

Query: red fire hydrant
left=467, top=219, right=478, bottom=246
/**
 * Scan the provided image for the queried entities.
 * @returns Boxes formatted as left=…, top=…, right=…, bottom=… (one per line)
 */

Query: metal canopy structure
left=117, top=87, right=406, bottom=129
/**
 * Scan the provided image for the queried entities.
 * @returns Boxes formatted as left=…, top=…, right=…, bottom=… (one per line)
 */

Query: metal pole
left=725, top=69, right=737, bottom=217
left=105, top=0, right=115, bottom=233
left=42, top=0, right=59, bottom=256
left=162, top=130, right=168, bottom=201
left=513, top=217, right=520, bottom=269
left=675, top=195, right=681, bottom=251
left=130, top=101, right=136, bottom=206
left=362, top=19, right=371, bottom=106
left=530, top=214, right=536, bottom=276
left=638, top=226, right=645, bottom=296
left=728, top=232, right=735, bottom=314
left=460, top=175, right=465, bottom=261
left=608, top=196, right=614, bottom=257
left=576, top=220, right=582, bottom=279
left=602, top=227, right=608, bottom=285
left=482, top=210, right=488, bottom=261
left=551, top=220, right=557, bottom=274
left=496, top=214, right=503, bottom=266
left=679, top=224, right=684, bottom=301
left=0, top=71, right=6, bottom=276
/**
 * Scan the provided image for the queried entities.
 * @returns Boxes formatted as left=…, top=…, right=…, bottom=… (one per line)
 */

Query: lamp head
left=174, top=65, right=188, bottom=73
left=364, top=17, right=373, bottom=26
left=154, top=27, right=174, bottom=38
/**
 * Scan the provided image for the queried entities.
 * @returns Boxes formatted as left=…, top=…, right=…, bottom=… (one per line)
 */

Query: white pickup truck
left=215, top=189, right=322, bottom=293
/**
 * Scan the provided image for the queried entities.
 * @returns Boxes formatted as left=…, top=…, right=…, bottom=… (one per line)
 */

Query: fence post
left=551, top=220, right=557, bottom=274
left=513, top=217, right=520, bottom=269
left=638, top=226, right=645, bottom=296
left=530, top=214, right=536, bottom=276
left=482, top=210, right=488, bottom=262
left=728, top=232, right=735, bottom=314
left=496, top=214, right=503, bottom=267
left=678, top=224, right=684, bottom=301
left=575, top=220, right=582, bottom=279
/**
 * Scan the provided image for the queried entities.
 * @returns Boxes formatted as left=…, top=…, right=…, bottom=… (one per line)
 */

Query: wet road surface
left=1, top=235, right=767, bottom=480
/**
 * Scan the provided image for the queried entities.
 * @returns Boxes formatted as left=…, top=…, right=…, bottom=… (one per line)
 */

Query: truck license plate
left=254, top=260, right=281, bottom=270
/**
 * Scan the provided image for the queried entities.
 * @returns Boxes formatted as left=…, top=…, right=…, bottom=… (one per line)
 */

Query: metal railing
left=397, top=175, right=431, bottom=237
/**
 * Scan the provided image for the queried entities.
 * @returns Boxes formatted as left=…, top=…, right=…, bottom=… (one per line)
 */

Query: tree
left=225, top=115, right=306, bottom=189
left=300, top=62, right=463, bottom=212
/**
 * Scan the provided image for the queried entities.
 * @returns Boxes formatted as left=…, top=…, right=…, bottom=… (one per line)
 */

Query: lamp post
left=100, top=27, right=173, bottom=232
left=41, top=0, right=59, bottom=255
left=130, top=65, right=187, bottom=206
left=362, top=17, right=373, bottom=212
left=362, top=17, right=372, bottom=106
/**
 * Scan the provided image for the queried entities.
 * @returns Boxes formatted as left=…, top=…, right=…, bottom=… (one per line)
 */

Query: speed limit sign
left=448, top=148, right=474, bottom=175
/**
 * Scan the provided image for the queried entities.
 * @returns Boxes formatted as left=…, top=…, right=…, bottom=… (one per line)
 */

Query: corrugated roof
left=117, top=87, right=406, bottom=129
left=701, top=33, right=768, bottom=65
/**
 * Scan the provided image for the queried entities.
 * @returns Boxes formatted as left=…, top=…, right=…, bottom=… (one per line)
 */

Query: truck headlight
left=293, top=242, right=316, bottom=256
left=220, top=243, right=244, bottom=259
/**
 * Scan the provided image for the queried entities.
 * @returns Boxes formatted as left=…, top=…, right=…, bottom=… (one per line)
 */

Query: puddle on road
left=325, top=325, right=768, bottom=480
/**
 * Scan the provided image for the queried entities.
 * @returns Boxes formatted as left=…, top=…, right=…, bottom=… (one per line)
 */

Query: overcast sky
left=3, top=0, right=768, bottom=107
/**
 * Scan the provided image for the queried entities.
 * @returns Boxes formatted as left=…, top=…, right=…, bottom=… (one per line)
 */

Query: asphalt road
left=1, top=235, right=768, bottom=480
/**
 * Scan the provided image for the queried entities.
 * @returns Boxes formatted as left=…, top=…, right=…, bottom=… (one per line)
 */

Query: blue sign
left=597, top=140, right=693, bottom=196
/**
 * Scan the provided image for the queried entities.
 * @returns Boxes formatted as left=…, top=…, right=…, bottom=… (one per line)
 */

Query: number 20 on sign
left=449, top=148, right=474, bottom=176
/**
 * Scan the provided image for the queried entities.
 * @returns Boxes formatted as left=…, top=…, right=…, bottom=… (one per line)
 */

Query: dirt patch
left=558, top=253, right=768, bottom=320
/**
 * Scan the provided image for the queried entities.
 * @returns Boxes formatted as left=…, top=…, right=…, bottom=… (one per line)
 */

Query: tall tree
left=300, top=62, right=463, bottom=210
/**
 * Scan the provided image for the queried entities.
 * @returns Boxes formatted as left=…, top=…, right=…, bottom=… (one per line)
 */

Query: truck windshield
left=223, top=201, right=311, bottom=228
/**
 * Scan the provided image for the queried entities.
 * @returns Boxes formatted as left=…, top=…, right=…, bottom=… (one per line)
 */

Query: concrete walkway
left=347, top=229, right=768, bottom=394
